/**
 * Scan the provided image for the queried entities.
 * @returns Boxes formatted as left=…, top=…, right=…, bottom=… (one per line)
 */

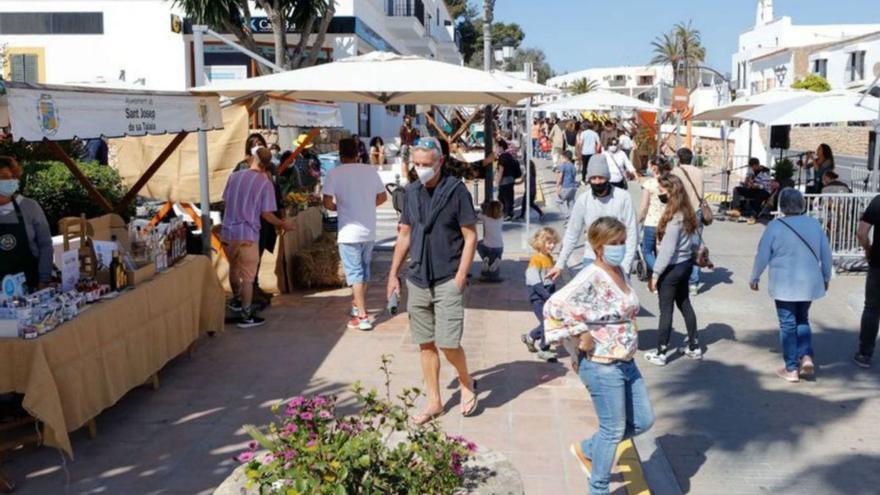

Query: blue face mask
left=603, top=244, right=626, bottom=267
left=0, top=179, right=19, bottom=198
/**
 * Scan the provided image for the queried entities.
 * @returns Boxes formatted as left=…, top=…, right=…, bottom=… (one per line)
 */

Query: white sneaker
left=489, top=258, right=501, bottom=273
left=689, top=284, right=699, bottom=296
left=682, top=346, right=703, bottom=360
left=681, top=340, right=703, bottom=360
left=350, top=306, right=359, bottom=317
left=644, top=350, right=668, bottom=366
left=358, top=317, right=373, bottom=331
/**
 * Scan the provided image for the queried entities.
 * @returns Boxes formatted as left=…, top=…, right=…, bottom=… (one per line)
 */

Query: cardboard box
left=88, top=214, right=130, bottom=251
left=127, top=263, right=156, bottom=286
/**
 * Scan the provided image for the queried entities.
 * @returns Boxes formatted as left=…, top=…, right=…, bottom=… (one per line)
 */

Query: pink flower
left=318, top=410, right=333, bottom=420
left=283, top=423, right=299, bottom=435
left=237, top=451, right=255, bottom=463
left=248, top=441, right=257, bottom=450
left=299, top=412, right=313, bottom=421
left=283, top=450, right=297, bottom=461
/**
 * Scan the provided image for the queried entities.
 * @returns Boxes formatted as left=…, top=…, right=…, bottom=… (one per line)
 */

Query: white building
left=0, top=0, right=463, bottom=142
left=732, top=0, right=880, bottom=96
left=545, top=65, right=675, bottom=104
left=808, top=30, right=880, bottom=93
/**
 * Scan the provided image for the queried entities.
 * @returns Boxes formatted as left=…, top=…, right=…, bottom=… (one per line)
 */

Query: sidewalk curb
left=632, top=430, right=683, bottom=495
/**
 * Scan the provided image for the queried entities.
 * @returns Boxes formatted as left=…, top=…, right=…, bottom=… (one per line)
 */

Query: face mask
left=609, top=145, right=619, bottom=153
left=250, top=145, right=264, bottom=157
left=415, top=165, right=437, bottom=184
left=603, top=244, right=626, bottom=267
left=0, top=179, right=19, bottom=197
left=590, top=181, right=610, bottom=197
left=658, top=194, right=669, bottom=204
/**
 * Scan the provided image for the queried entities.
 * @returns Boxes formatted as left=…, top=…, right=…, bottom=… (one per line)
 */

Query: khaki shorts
left=406, top=278, right=465, bottom=349
left=223, top=239, right=259, bottom=287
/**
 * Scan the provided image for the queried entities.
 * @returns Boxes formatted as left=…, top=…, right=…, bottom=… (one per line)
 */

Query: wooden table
left=0, top=255, right=224, bottom=459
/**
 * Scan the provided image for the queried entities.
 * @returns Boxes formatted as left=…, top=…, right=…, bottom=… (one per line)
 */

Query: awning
left=0, top=81, right=223, bottom=142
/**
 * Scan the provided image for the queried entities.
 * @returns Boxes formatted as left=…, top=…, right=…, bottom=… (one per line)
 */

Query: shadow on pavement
left=698, top=266, right=734, bottom=293
left=772, top=453, right=880, bottom=494
left=654, top=433, right=712, bottom=494
left=653, top=358, right=870, bottom=492
left=455, top=361, right=567, bottom=413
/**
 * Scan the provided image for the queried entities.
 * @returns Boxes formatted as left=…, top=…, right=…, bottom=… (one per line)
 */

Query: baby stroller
left=631, top=225, right=651, bottom=283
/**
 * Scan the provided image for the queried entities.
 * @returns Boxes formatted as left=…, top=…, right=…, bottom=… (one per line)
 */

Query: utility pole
left=482, top=0, right=495, bottom=201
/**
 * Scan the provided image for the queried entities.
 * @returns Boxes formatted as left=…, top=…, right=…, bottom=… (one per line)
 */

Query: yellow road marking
left=616, top=439, right=651, bottom=495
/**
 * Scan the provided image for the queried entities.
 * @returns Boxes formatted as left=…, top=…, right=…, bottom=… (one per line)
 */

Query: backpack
left=386, top=183, right=407, bottom=215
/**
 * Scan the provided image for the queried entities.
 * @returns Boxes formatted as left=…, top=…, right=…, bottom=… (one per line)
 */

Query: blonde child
left=477, top=200, right=505, bottom=281
left=522, top=227, right=561, bottom=361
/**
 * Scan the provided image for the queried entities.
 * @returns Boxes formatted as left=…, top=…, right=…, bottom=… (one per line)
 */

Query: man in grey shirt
left=548, top=155, right=638, bottom=281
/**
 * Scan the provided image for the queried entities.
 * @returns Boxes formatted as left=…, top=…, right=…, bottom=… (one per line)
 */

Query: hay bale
left=290, top=234, right=345, bottom=289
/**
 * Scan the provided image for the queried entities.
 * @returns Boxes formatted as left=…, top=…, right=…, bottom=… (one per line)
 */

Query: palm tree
left=675, top=21, right=705, bottom=89
left=570, top=78, right=600, bottom=95
left=650, top=31, right=682, bottom=86
left=650, top=21, right=706, bottom=89
left=173, top=0, right=335, bottom=73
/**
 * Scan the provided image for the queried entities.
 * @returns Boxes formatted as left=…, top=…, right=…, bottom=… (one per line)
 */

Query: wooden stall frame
left=43, top=131, right=192, bottom=215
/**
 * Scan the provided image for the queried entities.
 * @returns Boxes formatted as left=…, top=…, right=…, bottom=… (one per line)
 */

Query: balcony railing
left=386, top=0, right=425, bottom=28
left=608, top=78, right=627, bottom=87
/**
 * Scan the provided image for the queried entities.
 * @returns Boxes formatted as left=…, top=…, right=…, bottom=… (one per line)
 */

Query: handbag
left=692, top=229, right=714, bottom=269
left=680, top=167, right=714, bottom=226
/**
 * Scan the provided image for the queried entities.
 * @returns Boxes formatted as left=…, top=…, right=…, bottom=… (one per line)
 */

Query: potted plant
left=233, top=356, right=478, bottom=494
left=774, top=158, right=795, bottom=189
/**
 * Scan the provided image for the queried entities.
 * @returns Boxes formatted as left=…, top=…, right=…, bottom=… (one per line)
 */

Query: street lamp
left=774, top=65, right=788, bottom=87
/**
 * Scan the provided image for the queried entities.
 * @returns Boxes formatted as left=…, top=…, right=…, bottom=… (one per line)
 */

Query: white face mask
left=609, top=145, right=619, bottom=153
left=250, top=145, right=265, bottom=157
left=414, top=164, right=437, bottom=184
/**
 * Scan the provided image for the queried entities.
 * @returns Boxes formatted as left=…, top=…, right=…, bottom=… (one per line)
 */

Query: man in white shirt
left=548, top=154, right=638, bottom=281
left=323, top=138, right=388, bottom=331
left=604, top=137, right=637, bottom=189
left=577, top=122, right=602, bottom=184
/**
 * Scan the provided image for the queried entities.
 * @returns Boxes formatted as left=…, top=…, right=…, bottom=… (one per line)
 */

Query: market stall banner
left=268, top=97, right=342, bottom=128
left=111, top=105, right=248, bottom=203
left=3, top=84, right=223, bottom=142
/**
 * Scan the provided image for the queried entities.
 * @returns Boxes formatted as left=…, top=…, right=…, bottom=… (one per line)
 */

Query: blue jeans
left=339, top=242, right=375, bottom=285
left=690, top=211, right=703, bottom=285
left=642, top=226, right=657, bottom=273
left=578, top=358, right=654, bottom=495
left=775, top=300, right=814, bottom=371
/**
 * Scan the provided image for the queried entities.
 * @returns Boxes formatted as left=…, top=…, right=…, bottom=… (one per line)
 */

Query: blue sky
left=492, top=0, right=879, bottom=76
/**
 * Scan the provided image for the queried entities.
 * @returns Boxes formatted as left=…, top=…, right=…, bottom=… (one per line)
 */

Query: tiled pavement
left=4, top=161, right=880, bottom=494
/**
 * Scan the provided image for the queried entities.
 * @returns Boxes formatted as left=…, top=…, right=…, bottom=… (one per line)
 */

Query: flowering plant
left=237, top=356, right=476, bottom=494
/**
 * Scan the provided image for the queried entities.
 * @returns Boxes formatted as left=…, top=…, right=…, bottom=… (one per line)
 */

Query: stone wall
left=759, top=126, right=871, bottom=157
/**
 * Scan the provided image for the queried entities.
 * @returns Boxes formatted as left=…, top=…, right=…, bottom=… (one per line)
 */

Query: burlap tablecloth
left=0, top=255, right=224, bottom=458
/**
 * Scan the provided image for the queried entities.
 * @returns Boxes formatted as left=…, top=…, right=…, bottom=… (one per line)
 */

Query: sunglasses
left=413, top=138, right=440, bottom=151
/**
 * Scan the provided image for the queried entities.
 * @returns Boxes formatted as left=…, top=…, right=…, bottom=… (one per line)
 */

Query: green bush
left=791, top=74, right=831, bottom=93
left=20, top=161, right=131, bottom=234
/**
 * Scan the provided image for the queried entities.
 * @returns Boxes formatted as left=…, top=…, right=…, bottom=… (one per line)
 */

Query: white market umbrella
left=193, top=51, right=557, bottom=105
left=736, top=90, right=880, bottom=126
left=692, top=87, right=809, bottom=121
left=538, top=89, right=657, bottom=112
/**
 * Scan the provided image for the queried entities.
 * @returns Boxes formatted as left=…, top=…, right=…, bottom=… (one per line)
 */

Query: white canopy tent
left=691, top=88, right=808, bottom=122
left=537, top=90, right=658, bottom=112
left=193, top=51, right=557, bottom=248
left=194, top=51, right=557, bottom=106
left=0, top=81, right=223, bottom=250
left=266, top=97, right=343, bottom=128
left=735, top=90, right=880, bottom=126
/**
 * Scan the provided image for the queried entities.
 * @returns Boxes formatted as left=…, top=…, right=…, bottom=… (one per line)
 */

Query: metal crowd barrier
left=803, top=193, right=875, bottom=267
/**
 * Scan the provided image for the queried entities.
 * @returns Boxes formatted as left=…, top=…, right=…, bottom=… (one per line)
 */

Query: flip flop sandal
left=412, top=409, right=443, bottom=426
left=461, top=379, right=479, bottom=417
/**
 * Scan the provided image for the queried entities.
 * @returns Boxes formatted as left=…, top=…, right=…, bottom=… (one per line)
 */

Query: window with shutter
left=10, top=54, right=39, bottom=83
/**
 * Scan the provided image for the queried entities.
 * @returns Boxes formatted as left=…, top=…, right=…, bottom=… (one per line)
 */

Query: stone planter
left=213, top=444, right=524, bottom=495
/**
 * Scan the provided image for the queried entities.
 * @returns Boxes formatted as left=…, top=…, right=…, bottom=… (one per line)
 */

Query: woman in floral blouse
left=544, top=217, right=655, bottom=495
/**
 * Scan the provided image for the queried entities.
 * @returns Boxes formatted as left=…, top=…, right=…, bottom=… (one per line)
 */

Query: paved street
left=4, top=160, right=880, bottom=494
